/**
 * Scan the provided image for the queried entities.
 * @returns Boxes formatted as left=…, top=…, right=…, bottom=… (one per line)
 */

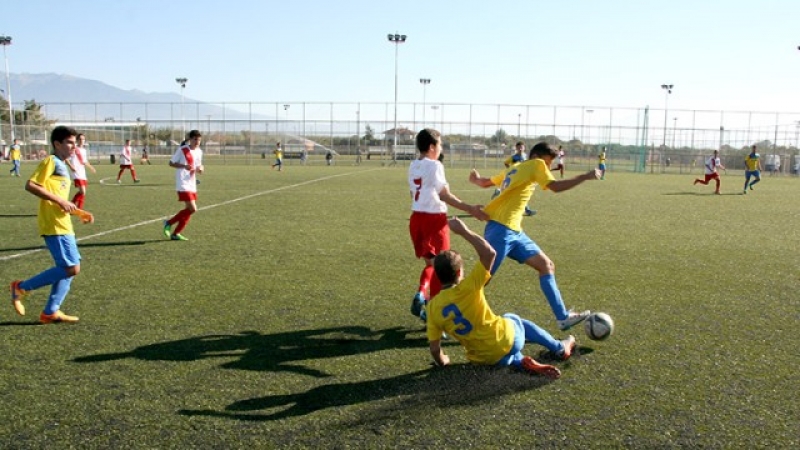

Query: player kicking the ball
left=163, top=130, right=204, bottom=241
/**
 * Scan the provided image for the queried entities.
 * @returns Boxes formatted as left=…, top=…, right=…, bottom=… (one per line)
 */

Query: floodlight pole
left=388, top=33, right=407, bottom=149
left=1, top=36, right=15, bottom=141
left=661, top=84, right=673, bottom=149
left=176, top=77, right=188, bottom=136
left=672, top=117, right=678, bottom=148
left=420, top=78, right=430, bottom=126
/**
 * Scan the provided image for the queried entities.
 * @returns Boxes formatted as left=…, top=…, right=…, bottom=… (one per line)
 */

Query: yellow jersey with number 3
left=426, top=262, right=514, bottom=365
left=485, top=158, right=555, bottom=232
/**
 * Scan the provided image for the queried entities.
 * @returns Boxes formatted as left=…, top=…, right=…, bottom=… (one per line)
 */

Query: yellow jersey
left=9, top=147, right=21, bottom=161
left=485, top=158, right=555, bottom=232
left=274, top=149, right=283, bottom=160
left=745, top=153, right=760, bottom=171
left=29, top=155, right=73, bottom=236
left=426, top=262, right=514, bottom=365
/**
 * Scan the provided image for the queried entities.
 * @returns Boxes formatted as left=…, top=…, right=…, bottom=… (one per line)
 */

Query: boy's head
left=416, top=128, right=441, bottom=157
left=77, top=133, right=86, bottom=145
left=50, top=125, right=78, bottom=158
left=528, top=142, right=558, bottom=161
left=187, top=130, right=202, bottom=147
left=434, top=250, right=463, bottom=286
left=515, top=141, right=525, bottom=153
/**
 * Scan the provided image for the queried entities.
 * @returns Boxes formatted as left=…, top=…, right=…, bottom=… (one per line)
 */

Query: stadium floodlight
left=1, top=35, right=15, bottom=141
left=175, top=77, right=188, bottom=136
left=387, top=33, right=407, bottom=149
left=420, top=78, right=430, bottom=125
left=661, top=84, right=674, bottom=149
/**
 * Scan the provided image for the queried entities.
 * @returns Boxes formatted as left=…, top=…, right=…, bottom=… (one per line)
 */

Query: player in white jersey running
left=163, top=130, right=204, bottom=241
left=408, top=128, right=488, bottom=319
left=69, top=133, right=96, bottom=209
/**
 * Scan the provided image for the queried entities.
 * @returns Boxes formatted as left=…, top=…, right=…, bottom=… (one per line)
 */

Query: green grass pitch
left=0, top=159, right=797, bottom=448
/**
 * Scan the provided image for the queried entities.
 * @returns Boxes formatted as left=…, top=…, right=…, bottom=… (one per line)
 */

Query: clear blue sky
left=3, top=0, right=800, bottom=113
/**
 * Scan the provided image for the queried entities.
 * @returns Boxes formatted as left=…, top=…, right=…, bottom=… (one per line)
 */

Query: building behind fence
left=1, top=101, right=799, bottom=174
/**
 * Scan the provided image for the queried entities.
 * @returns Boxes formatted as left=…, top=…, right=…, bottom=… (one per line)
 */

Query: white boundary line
left=1, top=169, right=380, bottom=262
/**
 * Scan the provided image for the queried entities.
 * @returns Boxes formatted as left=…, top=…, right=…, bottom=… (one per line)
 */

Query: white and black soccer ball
left=584, top=312, right=614, bottom=341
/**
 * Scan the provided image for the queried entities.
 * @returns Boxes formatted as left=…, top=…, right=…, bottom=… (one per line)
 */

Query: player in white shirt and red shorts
left=69, top=133, right=96, bottom=209
left=408, top=128, right=488, bottom=319
left=116, top=139, right=140, bottom=184
left=163, top=130, right=204, bottom=241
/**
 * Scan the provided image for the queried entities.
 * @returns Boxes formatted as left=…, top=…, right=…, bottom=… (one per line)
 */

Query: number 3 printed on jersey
left=442, top=304, right=473, bottom=336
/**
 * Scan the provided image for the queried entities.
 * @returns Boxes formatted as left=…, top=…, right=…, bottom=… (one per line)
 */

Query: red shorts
left=73, top=179, right=88, bottom=187
left=704, top=173, right=720, bottom=182
left=409, top=212, right=449, bottom=259
left=177, top=191, right=197, bottom=201
left=554, top=164, right=564, bottom=170
left=119, top=164, right=133, bottom=169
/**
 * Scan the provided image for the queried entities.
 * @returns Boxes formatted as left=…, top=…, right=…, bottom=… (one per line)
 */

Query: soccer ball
left=584, top=312, right=614, bottom=341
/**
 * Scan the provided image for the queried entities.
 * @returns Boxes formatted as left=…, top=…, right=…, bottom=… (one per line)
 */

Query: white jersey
left=170, top=144, right=203, bottom=193
left=408, top=157, right=448, bottom=214
left=70, top=145, right=90, bottom=180
left=120, top=145, right=133, bottom=165
left=558, top=150, right=565, bottom=165
left=705, top=156, right=721, bottom=175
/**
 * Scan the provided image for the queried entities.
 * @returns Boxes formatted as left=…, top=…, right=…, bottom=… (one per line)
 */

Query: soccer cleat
left=520, top=356, right=561, bottom=379
left=39, top=310, right=79, bottom=324
left=116, top=179, right=121, bottom=184
left=10, top=280, right=28, bottom=316
left=134, top=179, right=141, bottom=184
left=524, top=208, right=537, bottom=217
left=170, top=234, right=189, bottom=241
left=410, top=292, right=426, bottom=318
left=557, top=309, right=591, bottom=331
left=742, top=189, right=747, bottom=194
left=163, top=221, right=172, bottom=238
left=556, top=335, right=577, bottom=361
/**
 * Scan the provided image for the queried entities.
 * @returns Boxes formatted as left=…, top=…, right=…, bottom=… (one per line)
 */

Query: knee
left=66, top=265, right=80, bottom=277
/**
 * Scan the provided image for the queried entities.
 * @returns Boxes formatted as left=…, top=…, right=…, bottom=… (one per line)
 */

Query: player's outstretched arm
left=449, top=217, right=495, bottom=271
left=439, top=187, right=489, bottom=221
left=468, top=169, right=495, bottom=188
left=548, top=169, right=600, bottom=193
left=429, top=341, right=450, bottom=367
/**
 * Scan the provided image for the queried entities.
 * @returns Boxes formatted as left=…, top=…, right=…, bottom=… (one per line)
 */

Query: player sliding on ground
left=427, top=217, right=575, bottom=379
left=468, top=142, right=599, bottom=331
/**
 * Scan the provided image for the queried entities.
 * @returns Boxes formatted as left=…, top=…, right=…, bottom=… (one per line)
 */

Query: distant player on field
left=743, top=145, right=762, bottom=194
left=553, top=145, right=566, bottom=179
left=468, top=142, right=599, bottom=331
left=693, top=149, right=725, bottom=194
left=408, top=128, right=488, bottom=319
left=10, top=126, right=89, bottom=324
left=8, top=138, right=22, bottom=177
left=69, top=133, right=96, bottom=209
left=271, top=142, right=283, bottom=171
left=427, top=217, right=575, bottom=378
left=598, top=147, right=607, bottom=180
left=163, top=130, right=204, bottom=241
left=116, top=139, right=140, bottom=184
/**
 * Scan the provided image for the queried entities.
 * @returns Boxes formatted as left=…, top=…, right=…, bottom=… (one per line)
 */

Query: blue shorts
left=484, top=221, right=541, bottom=274
left=44, top=235, right=81, bottom=268
left=599, top=163, right=606, bottom=170
left=745, top=170, right=760, bottom=179
left=494, top=313, right=525, bottom=367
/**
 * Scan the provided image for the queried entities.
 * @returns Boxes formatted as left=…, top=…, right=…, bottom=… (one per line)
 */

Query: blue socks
left=19, top=267, right=73, bottom=314
left=539, top=274, right=569, bottom=321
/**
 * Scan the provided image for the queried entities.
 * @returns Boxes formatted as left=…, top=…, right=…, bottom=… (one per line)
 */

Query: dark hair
left=528, top=142, right=558, bottom=159
left=516, top=141, right=524, bottom=147
left=416, top=128, right=441, bottom=154
left=77, top=133, right=85, bottom=139
left=188, top=130, right=202, bottom=138
left=50, top=126, right=78, bottom=147
left=433, top=250, right=462, bottom=286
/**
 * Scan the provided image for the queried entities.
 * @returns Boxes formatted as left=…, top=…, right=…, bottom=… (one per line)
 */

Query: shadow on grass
left=0, top=214, right=37, bottom=218
left=1, top=240, right=166, bottom=252
left=663, top=192, right=743, bottom=196
left=73, top=326, right=427, bottom=378
left=178, top=362, right=559, bottom=422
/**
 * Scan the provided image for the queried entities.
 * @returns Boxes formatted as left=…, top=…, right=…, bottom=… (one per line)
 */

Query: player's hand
left=470, top=205, right=489, bottom=221
left=89, top=166, right=97, bottom=174
left=60, top=200, right=78, bottom=214
left=468, top=169, right=481, bottom=184
left=448, top=216, right=468, bottom=235
left=439, top=354, right=450, bottom=366
left=70, top=209, right=94, bottom=224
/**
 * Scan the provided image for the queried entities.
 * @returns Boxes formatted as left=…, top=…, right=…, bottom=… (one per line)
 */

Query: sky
left=2, top=0, right=800, bottom=117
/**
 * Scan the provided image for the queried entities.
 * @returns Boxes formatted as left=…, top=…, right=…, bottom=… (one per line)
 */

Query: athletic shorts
left=44, top=234, right=81, bottom=268
left=119, top=164, right=133, bottom=169
left=178, top=191, right=197, bottom=201
left=704, top=173, right=720, bottom=182
left=599, top=163, right=606, bottom=170
left=745, top=170, right=760, bottom=179
left=409, top=211, right=449, bottom=259
left=493, top=314, right=525, bottom=367
left=484, top=220, right=541, bottom=275
left=275, top=159, right=282, bottom=165
left=554, top=164, right=564, bottom=170
left=73, top=179, right=88, bottom=188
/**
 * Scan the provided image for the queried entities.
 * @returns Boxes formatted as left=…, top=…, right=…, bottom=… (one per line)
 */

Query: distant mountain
left=7, top=73, right=265, bottom=122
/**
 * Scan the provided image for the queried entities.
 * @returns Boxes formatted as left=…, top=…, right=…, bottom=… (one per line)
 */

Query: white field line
left=1, top=170, right=379, bottom=262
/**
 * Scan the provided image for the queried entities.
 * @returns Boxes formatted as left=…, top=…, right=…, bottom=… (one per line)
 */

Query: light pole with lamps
left=283, top=104, right=290, bottom=145
left=419, top=78, right=430, bottom=125
left=175, top=77, right=188, bottom=136
left=387, top=33, right=407, bottom=149
left=1, top=35, right=15, bottom=141
left=660, top=84, right=673, bottom=149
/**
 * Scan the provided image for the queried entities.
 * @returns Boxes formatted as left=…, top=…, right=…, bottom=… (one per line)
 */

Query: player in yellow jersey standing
left=8, top=138, right=22, bottom=177
left=10, top=126, right=88, bottom=324
left=468, top=142, right=599, bottom=331
left=743, top=145, right=762, bottom=194
left=271, top=142, right=283, bottom=171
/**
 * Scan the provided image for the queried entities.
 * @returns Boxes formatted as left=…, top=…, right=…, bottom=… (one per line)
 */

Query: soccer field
left=1, top=161, right=797, bottom=448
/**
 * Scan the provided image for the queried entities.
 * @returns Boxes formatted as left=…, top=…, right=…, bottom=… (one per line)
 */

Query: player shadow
left=73, top=326, right=428, bottom=378
left=0, top=240, right=166, bottom=253
left=663, top=192, right=740, bottom=196
left=178, top=362, right=559, bottom=422
left=0, top=214, right=37, bottom=218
